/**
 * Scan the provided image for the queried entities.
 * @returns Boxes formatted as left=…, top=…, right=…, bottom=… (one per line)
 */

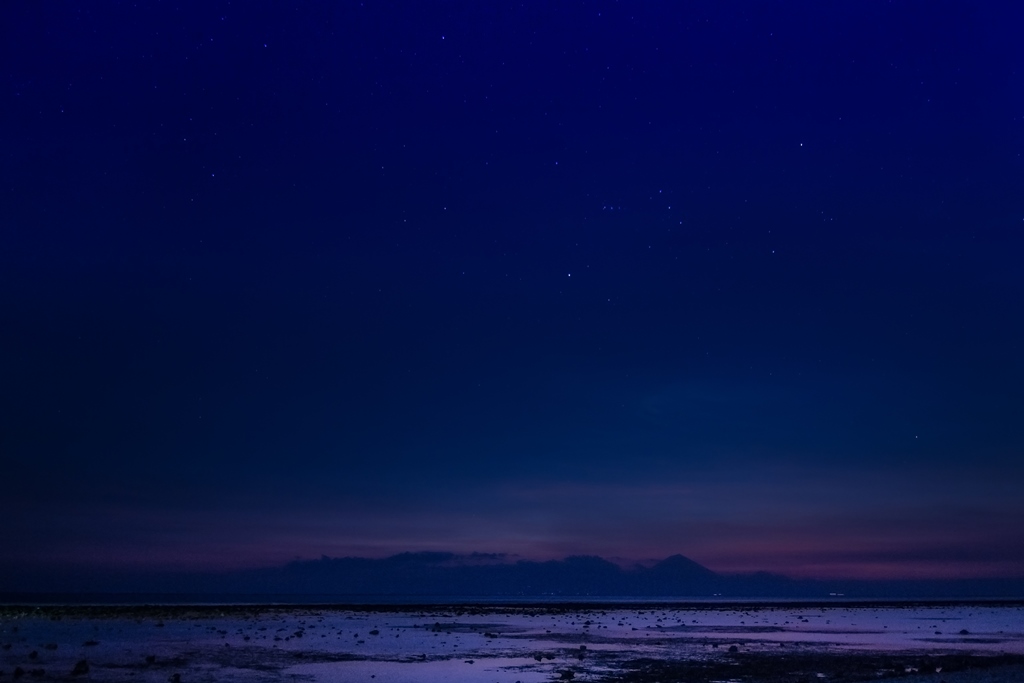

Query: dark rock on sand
left=13, top=667, right=24, bottom=679
left=146, top=655, right=156, bottom=664
left=71, top=660, right=89, bottom=676
left=169, top=674, right=181, bottom=683
left=612, top=651, right=1024, bottom=683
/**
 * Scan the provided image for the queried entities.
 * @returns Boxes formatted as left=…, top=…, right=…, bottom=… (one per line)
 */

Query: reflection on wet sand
left=1, top=602, right=1023, bottom=681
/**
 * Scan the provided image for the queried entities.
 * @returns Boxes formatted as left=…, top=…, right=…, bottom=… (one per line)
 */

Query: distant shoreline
left=4, top=596, right=1024, bottom=612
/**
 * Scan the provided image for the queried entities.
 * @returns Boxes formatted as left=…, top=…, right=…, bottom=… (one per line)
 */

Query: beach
left=2, top=602, right=1022, bottom=682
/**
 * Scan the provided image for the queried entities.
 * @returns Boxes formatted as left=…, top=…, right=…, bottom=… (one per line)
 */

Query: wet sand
left=2, top=601, right=1022, bottom=682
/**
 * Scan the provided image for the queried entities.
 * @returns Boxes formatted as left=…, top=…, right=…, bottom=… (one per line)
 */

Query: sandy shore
left=2, top=602, right=1023, bottom=681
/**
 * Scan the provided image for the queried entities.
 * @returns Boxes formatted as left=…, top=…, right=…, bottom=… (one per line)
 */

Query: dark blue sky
left=2, top=1, right=1023, bottom=580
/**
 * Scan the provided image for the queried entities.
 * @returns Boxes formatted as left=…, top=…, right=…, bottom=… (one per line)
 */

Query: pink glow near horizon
left=22, top=532, right=1024, bottom=582
left=9, top=473, right=1023, bottom=581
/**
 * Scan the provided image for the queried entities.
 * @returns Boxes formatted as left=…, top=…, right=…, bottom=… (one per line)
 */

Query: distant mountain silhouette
left=3, top=552, right=1024, bottom=600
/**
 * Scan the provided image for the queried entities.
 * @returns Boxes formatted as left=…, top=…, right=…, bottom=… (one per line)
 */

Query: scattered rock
left=168, top=674, right=181, bottom=683
left=729, top=645, right=739, bottom=653
left=12, top=668, right=24, bottom=680
left=369, top=630, right=379, bottom=636
left=145, top=655, right=156, bottom=664
left=71, top=660, right=89, bottom=676
left=559, top=671, right=575, bottom=680
left=960, top=629, right=970, bottom=635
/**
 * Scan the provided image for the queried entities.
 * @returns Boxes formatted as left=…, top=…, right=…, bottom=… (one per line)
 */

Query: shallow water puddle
left=286, top=656, right=555, bottom=683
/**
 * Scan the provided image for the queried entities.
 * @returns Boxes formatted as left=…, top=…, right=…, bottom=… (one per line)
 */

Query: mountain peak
left=647, top=554, right=718, bottom=578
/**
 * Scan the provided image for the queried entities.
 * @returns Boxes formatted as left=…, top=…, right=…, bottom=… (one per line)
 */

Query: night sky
left=3, top=1, right=1024, bottom=582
